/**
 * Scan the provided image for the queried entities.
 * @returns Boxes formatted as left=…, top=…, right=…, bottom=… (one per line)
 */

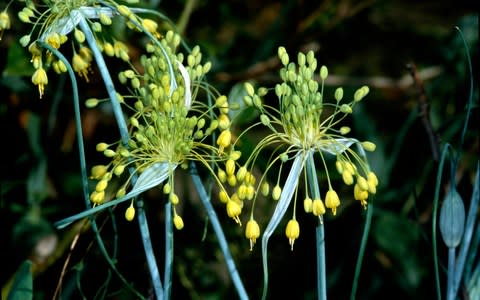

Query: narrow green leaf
left=261, top=152, right=307, bottom=300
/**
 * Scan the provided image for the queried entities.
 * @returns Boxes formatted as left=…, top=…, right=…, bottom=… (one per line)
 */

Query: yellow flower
left=312, top=198, right=326, bottom=216
left=72, top=48, right=92, bottom=81
left=237, top=46, right=377, bottom=236
left=285, top=219, right=300, bottom=250
left=173, top=213, right=184, bottom=230
left=125, top=202, right=135, bottom=221
left=325, top=189, right=340, bottom=216
left=245, top=219, right=260, bottom=250
left=31, top=67, right=48, bottom=98
left=226, top=200, right=242, bottom=225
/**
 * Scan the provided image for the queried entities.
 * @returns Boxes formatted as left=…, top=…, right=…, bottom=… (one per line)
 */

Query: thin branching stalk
left=305, top=153, right=327, bottom=300
left=447, top=248, right=456, bottom=300
left=78, top=17, right=164, bottom=300
left=39, top=42, right=145, bottom=299
left=351, top=201, right=373, bottom=300
left=190, top=162, right=249, bottom=300
left=164, top=201, right=174, bottom=299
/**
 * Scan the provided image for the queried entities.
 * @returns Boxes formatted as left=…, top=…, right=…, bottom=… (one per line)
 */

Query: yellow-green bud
left=91, top=165, right=108, bottom=179
left=170, top=193, right=179, bottom=205
left=334, top=87, right=344, bottom=101
left=236, top=166, right=247, bottom=182
left=312, top=198, right=326, bottom=216
left=74, top=28, right=85, bottom=43
left=303, top=197, right=313, bottom=213
left=226, top=200, right=242, bottom=224
left=357, top=176, right=369, bottom=191
left=96, top=179, right=108, bottom=192
left=340, top=104, right=352, bottom=114
left=219, top=190, right=229, bottom=203
left=320, top=65, right=328, bottom=80
left=86, top=98, right=99, bottom=108
left=125, top=203, right=135, bottom=221
left=104, top=149, right=116, bottom=157
left=173, top=214, right=184, bottom=230
left=272, top=184, right=281, bottom=201
left=245, top=82, right=255, bottom=97
left=261, top=182, right=270, bottom=197
left=361, top=141, right=376, bottom=152
left=114, top=165, right=126, bottom=176
left=96, top=142, right=109, bottom=152
left=340, top=126, right=351, bottom=135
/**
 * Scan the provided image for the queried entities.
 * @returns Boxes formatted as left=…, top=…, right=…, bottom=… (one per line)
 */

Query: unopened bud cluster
left=240, top=46, right=378, bottom=249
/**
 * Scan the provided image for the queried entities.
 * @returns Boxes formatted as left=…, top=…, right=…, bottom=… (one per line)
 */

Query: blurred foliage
left=0, top=0, right=478, bottom=299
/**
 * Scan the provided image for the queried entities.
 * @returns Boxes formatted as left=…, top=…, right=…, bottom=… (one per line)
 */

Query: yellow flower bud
left=95, top=179, right=108, bottom=192
left=31, top=67, right=48, bottom=98
left=90, top=190, right=105, bottom=204
left=312, top=198, right=326, bottom=216
left=246, top=185, right=255, bottom=200
left=320, top=65, right=328, bottom=80
left=116, top=187, right=126, bottom=198
left=163, top=182, right=171, bottom=194
left=261, top=182, right=270, bottom=197
left=142, top=18, right=158, bottom=34
left=74, top=28, right=85, bottom=43
left=169, top=193, right=179, bottom=205
left=217, top=130, right=231, bottom=154
left=218, top=169, right=227, bottom=183
left=357, top=176, right=369, bottom=191
left=334, top=87, right=344, bottom=101
left=91, top=165, right=108, bottom=179
left=303, top=197, right=313, bottom=213
left=236, top=166, right=247, bottom=182
left=227, top=174, right=237, bottom=187
left=125, top=203, right=135, bottom=221
left=272, top=184, right=281, bottom=201
left=244, top=82, right=255, bottom=97
left=342, top=170, right=354, bottom=185
left=218, top=114, right=230, bottom=130
left=325, top=189, right=340, bottom=215
left=226, top=200, right=242, bottom=225
left=219, top=190, right=229, bottom=203
left=245, top=219, right=260, bottom=251
left=361, top=141, right=376, bottom=152
left=354, top=183, right=368, bottom=208
left=225, top=159, right=235, bottom=176
left=114, top=164, right=126, bottom=176
left=285, top=219, right=300, bottom=250
left=96, top=142, right=109, bottom=152
left=99, top=12, right=112, bottom=25
left=173, top=214, right=184, bottom=230
left=340, top=126, right=351, bottom=135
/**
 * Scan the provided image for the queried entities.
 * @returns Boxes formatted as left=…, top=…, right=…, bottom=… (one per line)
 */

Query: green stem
left=78, top=17, right=163, bottom=300
left=190, top=162, right=249, bottom=300
left=433, top=144, right=452, bottom=300
left=305, top=153, right=327, bottom=300
left=164, top=201, right=173, bottom=299
left=447, top=247, right=456, bottom=300
left=350, top=201, right=373, bottom=300
left=38, top=41, right=145, bottom=299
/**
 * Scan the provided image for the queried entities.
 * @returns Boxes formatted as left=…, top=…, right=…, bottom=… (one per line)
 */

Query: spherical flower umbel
left=239, top=46, right=378, bottom=250
left=88, top=30, right=238, bottom=226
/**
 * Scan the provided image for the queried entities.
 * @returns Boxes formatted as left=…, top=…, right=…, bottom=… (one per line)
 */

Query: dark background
left=0, top=1, right=478, bottom=299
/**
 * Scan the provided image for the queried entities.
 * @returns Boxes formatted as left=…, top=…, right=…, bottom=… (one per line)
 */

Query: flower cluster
left=88, top=29, right=237, bottom=228
left=239, top=46, right=378, bottom=250
left=15, top=0, right=153, bottom=98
